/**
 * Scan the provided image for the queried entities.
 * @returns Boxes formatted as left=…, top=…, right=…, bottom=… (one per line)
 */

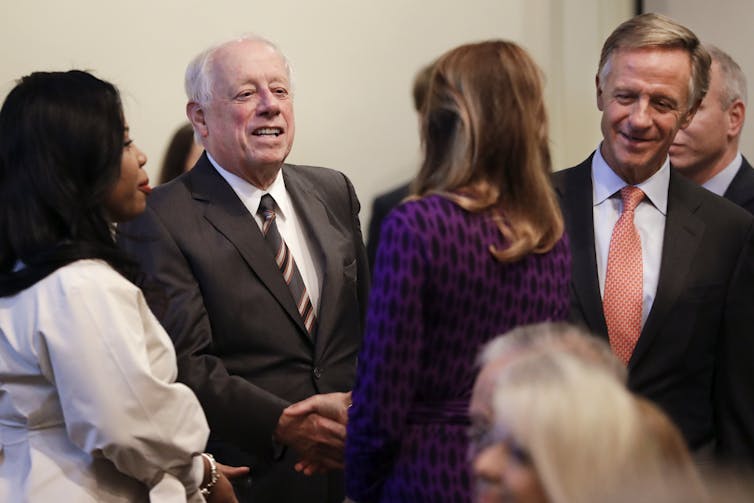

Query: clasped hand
left=274, top=391, right=352, bottom=476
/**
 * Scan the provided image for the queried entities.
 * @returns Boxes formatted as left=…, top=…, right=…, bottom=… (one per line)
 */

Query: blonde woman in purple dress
left=345, top=41, right=571, bottom=502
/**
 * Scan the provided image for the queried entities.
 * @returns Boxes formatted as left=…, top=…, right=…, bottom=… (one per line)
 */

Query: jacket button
left=313, top=367, right=322, bottom=379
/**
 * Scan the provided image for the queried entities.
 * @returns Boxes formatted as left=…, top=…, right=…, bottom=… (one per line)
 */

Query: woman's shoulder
left=388, top=194, right=467, bottom=226
left=40, top=259, right=133, bottom=295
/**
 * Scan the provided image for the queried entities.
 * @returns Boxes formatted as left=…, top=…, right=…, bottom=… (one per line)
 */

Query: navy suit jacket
left=723, top=155, right=754, bottom=214
left=554, top=155, right=754, bottom=463
left=366, top=182, right=411, bottom=272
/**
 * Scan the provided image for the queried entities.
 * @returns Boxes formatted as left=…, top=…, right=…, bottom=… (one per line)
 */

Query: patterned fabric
left=603, top=186, right=644, bottom=365
left=257, top=194, right=317, bottom=336
left=346, top=195, right=571, bottom=502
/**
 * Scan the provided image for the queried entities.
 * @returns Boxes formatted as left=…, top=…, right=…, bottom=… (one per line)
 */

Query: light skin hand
left=274, top=392, right=352, bottom=475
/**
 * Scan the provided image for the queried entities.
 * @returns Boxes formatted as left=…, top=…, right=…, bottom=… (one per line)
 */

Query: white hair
left=477, top=322, right=627, bottom=384
left=184, top=33, right=295, bottom=106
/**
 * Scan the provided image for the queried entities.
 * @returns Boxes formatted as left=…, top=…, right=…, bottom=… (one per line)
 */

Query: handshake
left=274, top=391, right=352, bottom=476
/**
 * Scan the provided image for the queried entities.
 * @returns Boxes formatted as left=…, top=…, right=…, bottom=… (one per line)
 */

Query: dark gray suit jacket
left=366, top=182, right=411, bottom=272
left=118, top=154, right=369, bottom=502
left=724, top=155, right=754, bottom=214
left=554, top=155, right=754, bottom=463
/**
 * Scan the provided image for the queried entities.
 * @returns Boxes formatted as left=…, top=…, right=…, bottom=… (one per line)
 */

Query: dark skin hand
left=203, top=459, right=250, bottom=503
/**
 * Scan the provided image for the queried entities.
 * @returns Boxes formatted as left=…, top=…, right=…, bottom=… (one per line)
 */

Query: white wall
left=0, top=0, right=633, bottom=225
left=644, top=0, right=754, bottom=160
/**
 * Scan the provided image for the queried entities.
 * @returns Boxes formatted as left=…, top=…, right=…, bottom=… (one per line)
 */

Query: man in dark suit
left=670, top=45, right=754, bottom=213
left=554, top=14, right=754, bottom=463
left=119, top=35, right=369, bottom=502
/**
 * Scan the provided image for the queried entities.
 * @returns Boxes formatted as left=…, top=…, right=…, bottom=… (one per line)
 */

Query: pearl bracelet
left=200, top=452, right=219, bottom=496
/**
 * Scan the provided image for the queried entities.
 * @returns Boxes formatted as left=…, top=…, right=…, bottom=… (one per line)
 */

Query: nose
left=257, top=89, right=281, bottom=117
left=136, top=146, right=148, bottom=167
left=628, top=97, right=652, bottom=130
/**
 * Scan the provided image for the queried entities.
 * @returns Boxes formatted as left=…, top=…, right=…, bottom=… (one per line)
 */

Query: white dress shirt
left=592, top=145, right=669, bottom=328
left=210, top=154, right=321, bottom=313
left=701, top=152, right=742, bottom=197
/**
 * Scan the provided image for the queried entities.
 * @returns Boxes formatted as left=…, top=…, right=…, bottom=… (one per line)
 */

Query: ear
left=187, top=101, right=209, bottom=139
left=727, top=100, right=746, bottom=138
left=596, top=74, right=604, bottom=111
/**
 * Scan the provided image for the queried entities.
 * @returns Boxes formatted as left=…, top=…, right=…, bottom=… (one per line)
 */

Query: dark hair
left=0, top=70, right=139, bottom=295
left=159, top=122, right=197, bottom=184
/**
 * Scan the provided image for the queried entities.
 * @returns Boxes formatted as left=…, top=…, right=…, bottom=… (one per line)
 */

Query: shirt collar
left=701, top=152, right=742, bottom=197
left=591, top=143, right=669, bottom=215
left=207, top=153, right=289, bottom=219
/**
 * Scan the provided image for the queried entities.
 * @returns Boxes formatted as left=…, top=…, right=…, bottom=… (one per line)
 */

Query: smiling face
left=104, top=125, right=150, bottom=222
left=597, top=47, right=694, bottom=184
left=189, top=39, right=294, bottom=187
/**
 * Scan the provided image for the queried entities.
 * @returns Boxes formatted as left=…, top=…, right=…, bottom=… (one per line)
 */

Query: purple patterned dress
left=345, top=195, right=570, bottom=502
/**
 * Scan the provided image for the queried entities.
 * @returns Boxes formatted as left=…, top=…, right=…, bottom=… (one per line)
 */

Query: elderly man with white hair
left=119, top=34, right=369, bottom=503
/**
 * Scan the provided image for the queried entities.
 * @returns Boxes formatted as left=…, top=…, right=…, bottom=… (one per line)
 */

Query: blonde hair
left=491, top=352, right=680, bottom=503
left=412, top=40, right=563, bottom=262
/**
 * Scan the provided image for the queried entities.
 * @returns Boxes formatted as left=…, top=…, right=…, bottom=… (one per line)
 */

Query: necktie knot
left=258, top=194, right=276, bottom=221
left=620, top=186, right=645, bottom=213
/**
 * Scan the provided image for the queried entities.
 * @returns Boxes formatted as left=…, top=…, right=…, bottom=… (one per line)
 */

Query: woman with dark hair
left=345, top=41, right=571, bottom=502
left=0, top=71, right=242, bottom=502
left=158, top=122, right=203, bottom=185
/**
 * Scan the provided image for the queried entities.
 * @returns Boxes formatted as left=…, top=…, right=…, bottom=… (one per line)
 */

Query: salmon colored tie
left=603, top=186, right=645, bottom=365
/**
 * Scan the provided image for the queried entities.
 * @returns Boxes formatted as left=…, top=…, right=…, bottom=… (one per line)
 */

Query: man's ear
left=187, top=101, right=209, bottom=139
left=596, top=74, right=604, bottom=111
left=727, top=99, right=746, bottom=138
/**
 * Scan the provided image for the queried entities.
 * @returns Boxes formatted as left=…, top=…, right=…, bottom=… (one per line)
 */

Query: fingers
left=284, top=394, right=320, bottom=417
left=216, top=462, right=250, bottom=479
left=285, top=392, right=351, bottom=423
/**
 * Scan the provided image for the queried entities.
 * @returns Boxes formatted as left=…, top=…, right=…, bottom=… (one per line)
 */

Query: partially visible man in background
left=670, top=44, right=754, bottom=213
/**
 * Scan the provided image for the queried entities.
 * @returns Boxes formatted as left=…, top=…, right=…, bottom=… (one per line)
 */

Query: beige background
left=1, top=0, right=637, bottom=224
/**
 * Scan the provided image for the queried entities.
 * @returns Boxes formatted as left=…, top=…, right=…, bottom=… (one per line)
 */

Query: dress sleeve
left=34, top=262, right=209, bottom=499
left=345, top=208, right=425, bottom=501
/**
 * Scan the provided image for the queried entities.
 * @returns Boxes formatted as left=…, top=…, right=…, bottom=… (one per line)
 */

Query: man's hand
left=274, top=392, right=352, bottom=475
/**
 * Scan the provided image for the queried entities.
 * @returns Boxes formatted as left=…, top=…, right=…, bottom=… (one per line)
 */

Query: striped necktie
left=257, top=194, right=317, bottom=337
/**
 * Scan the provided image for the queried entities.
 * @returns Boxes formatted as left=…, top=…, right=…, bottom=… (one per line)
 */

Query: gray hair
left=706, top=44, right=748, bottom=108
left=184, top=34, right=295, bottom=106
left=477, top=322, right=627, bottom=384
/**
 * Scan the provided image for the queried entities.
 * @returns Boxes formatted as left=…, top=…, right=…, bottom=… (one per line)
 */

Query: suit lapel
left=283, top=166, right=346, bottom=354
left=631, top=170, right=704, bottom=367
left=558, top=158, right=609, bottom=335
left=188, top=157, right=310, bottom=341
